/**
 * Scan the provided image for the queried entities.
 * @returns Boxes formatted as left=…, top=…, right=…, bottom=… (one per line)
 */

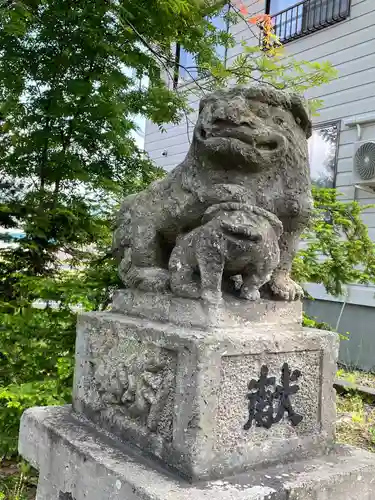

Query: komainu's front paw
left=122, top=266, right=170, bottom=292
left=269, top=274, right=304, bottom=301
left=240, top=286, right=260, bottom=301
left=201, top=289, right=223, bottom=305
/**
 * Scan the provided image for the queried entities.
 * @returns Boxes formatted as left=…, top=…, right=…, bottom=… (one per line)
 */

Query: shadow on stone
left=59, top=492, right=74, bottom=500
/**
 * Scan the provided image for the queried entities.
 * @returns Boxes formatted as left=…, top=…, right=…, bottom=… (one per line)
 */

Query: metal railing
left=271, top=0, right=351, bottom=43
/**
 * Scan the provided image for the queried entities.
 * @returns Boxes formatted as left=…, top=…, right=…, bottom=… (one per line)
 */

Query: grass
left=336, top=392, right=375, bottom=451
left=336, top=367, right=375, bottom=452
left=337, top=368, right=375, bottom=388
left=0, top=461, right=37, bottom=500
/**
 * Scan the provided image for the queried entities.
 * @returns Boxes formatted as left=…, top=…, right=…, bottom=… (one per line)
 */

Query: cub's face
left=218, top=209, right=281, bottom=243
left=193, top=89, right=309, bottom=173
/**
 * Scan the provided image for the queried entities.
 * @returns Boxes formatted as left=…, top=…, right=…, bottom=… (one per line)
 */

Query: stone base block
left=73, top=309, right=337, bottom=480
left=19, top=406, right=375, bottom=500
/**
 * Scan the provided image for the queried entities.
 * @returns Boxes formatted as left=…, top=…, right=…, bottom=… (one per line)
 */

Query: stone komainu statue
left=113, top=85, right=313, bottom=302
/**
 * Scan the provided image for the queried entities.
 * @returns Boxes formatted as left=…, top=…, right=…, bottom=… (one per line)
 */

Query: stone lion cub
left=169, top=203, right=283, bottom=303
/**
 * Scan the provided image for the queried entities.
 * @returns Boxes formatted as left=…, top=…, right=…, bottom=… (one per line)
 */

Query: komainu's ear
left=290, top=93, right=312, bottom=139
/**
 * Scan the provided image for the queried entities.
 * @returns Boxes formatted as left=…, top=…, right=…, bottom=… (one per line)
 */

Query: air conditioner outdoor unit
left=352, top=141, right=375, bottom=188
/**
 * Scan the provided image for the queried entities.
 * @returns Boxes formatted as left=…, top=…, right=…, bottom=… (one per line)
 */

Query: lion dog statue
left=113, top=85, right=312, bottom=302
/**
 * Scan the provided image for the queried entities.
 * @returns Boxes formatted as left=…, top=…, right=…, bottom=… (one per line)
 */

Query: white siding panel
left=336, top=186, right=355, bottom=198
left=145, top=124, right=190, bottom=168
left=146, top=119, right=191, bottom=136
left=339, top=130, right=354, bottom=146
left=156, top=152, right=187, bottom=172
left=230, top=0, right=266, bottom=36
left=145, top=120, right=160, bottom=137
left=343, top=199, right=375, bottom=211
left=227, top=0, right=264, bottom=60
left=148, top=139, right=190, bottom=164
left=149, top=141, right=191, bottom=162
left=356, top=189, right=375, bottom=201
left=361, top=213, right=375, bottom=226
left=332, top=41, right=375, bottom=71
left=308, top=67, right=375, bottom=100
left=314, top=82, right=375, bottom=111
left=230, top=2, right=375, bottom=62
left=146, top=119, right=196, bottom=142
left=317, top=96, right=375, bottom=123
left=336, top=171, right=353, bottom=188
left=230, top=16, right=263, bottom=38
left=289, top=22, right=375, bottom=63
left=304, top=282, right=375, bottom=307
left=337, top=191, right=375, bottom=209
left=236, top=0, right=264, bottom=10
left=146, top=121, right=195, bottom=145
left=340, top=112, right=375, bottom=131
left=336, top=158, right=352, bottom=174
left=335, top=52, right=375, bottom=79
left=144, top=88, right=200, bottom=169
left=338, top=143, right=354, bottom=161
left=146, top=130, right=193, bottom=150
left=352, top=0, right=372, bottom=9
left=338, top=125, right=375, bottom=146
left=227, top=35, right=258, bottom=62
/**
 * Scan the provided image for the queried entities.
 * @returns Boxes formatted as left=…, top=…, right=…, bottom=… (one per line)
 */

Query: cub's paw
left=269, top=275, right=304, bottom=301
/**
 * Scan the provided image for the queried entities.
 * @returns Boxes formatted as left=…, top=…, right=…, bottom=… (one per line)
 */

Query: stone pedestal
left=18, top=291, right=375, bottom=499
left=73, top=296, right=336, bottom=480
left=20, top=405, right=375, bottom=500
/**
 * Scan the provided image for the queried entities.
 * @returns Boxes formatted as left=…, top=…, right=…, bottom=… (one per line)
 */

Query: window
left=266, top=0, right=351, bottom=43
left=174, top=4, right=230, bottom=86
left=302, top=0, right=350, bottom=30
left=268, top=0, right=299, bottom=14
left=308, top=123, right=339, bottom=188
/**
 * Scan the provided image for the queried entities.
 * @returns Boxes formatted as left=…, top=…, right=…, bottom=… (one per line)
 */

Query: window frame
left=265, top=0, right=352, bottom=44
left=309, top=120, right=341, bottom=189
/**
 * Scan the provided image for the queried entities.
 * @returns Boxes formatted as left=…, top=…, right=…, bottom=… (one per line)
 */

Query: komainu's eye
left=274, top=117, right=285, bottom=126
left=256, top=108, right=268, bottom=119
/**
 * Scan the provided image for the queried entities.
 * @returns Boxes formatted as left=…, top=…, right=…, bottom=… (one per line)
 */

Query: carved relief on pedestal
left=92, top=343, right=176, bottom=437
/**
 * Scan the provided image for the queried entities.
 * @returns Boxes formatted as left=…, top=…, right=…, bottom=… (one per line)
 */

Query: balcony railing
left=271, top=0, right=351, bottom=43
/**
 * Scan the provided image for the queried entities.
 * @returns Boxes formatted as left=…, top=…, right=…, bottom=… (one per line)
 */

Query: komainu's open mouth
left=203, top=119, right=281, bottom=151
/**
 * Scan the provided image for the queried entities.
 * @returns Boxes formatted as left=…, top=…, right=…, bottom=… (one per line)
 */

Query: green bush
left=294, top=187, right=375, bottom=296
left=295, top=187, right=375, bottom=339
left=0, top=280, right=75, bottom=454
left=0, top=265, right=120, bottom=456
left=302, top=312, right=332, bottom=331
